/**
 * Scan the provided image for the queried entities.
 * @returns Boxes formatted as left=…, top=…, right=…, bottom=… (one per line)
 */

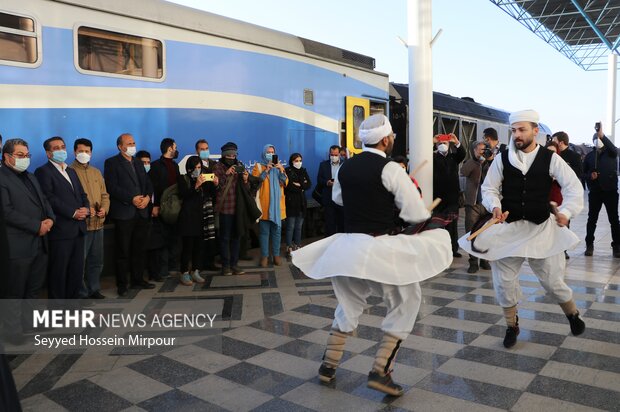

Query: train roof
left=390, top=83, right=510, bottom=124
left=53, top=0, right=382, bottom=73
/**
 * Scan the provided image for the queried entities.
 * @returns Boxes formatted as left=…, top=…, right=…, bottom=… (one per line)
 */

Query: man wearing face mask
left=70, top=138, right=110, bottom=299
left=459, top=110, right=585, bottom=349
left=104, top=133, right=155, bottom=296
left=583, top=122, right=620, bottom=257
left=293, top=114, right=452, bottom=396
left=316, top=145, right=345, bottom=236
left=433, top=133, right=466, bottom=257
left=460, top=141, right=491, bottom=273
left=0, top=139, right=55, bottom=342
left=35, top=136, right=89, bottom=299
left=148, top=138, right=182, bottom=279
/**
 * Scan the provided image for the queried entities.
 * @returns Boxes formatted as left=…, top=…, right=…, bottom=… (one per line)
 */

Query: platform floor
left=10, top=206, right=620, bottom=412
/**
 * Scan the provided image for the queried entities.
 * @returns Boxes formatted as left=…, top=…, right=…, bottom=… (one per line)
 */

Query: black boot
left=613, top=243, right=620, bottom=258
left=467, top=261, right=479, bottom=274
left=367, top=371, right=404, bottom=396
left=479, top=259, right=491, bottom=270
left=567, top=311, right=586, bottom=335
left=503, top=316, right=520, bottom=348
left=584, top=244, right=593, bottom=256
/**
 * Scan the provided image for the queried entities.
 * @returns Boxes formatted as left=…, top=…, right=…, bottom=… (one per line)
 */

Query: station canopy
left=490, top=0, right=620, bottom=70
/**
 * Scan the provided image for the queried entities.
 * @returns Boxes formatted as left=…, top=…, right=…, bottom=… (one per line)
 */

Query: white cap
left=509, top=109, right=539, bottom=125
left=358, top=114, right=393, bottom=145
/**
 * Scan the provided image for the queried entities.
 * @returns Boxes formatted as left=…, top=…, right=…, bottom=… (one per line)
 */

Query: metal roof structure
left=490, top=0, right=620, bottom=71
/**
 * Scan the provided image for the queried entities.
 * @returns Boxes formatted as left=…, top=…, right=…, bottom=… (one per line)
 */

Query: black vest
left=338, top=151, right=395, bottom=234
left=501, top=147, right=553, bottom=224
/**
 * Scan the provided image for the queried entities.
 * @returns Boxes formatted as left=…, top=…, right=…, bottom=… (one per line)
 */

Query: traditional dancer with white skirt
left=292, top=114, right=452, bottom=396
left=458, top=109, right=586, bottom=348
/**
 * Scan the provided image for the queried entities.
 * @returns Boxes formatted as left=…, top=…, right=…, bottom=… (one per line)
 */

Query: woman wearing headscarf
left=252, top=144, right=288, bottom=267
left=284, top=153, right=311, bottom=256
left=177, top=155, right=218, bottom=285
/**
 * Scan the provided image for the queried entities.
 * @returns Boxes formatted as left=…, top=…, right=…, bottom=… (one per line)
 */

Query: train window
left=0, top=11, right=39, bottom=65
left=352, top=105, right=365, bottom=149
left=77, top=26, right=163, bottom=79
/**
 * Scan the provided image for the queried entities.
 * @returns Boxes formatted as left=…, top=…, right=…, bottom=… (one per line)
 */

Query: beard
left=514, top=136, right=535, bottom=151
left=385, top=140, right=394, bottom=156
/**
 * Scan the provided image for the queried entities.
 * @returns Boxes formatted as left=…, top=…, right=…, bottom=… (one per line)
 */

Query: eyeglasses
left=10, top=153, right=31, bottom=159
left=389, top=133, right=397, bottom=139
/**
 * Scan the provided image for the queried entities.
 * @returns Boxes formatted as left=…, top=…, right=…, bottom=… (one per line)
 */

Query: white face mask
left=330, top=155, right=340, bottom=164
left=12, top=157, right=30, bottom=172
left=76, top=152, right=91, bottom=164
left=125, top=146, right=137, bottom=157
left=293, top=161, right=302, bottom=169
left=437, top=143, right=449, bottom=154
left=478, top=155, right=485, bottom=162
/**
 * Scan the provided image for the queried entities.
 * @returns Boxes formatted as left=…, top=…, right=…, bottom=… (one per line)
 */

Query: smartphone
left=595, top=122, right=601, bottom=132
left=271, top=154, right=279, bottom=164
left=202, top=173, right=215, bottom=181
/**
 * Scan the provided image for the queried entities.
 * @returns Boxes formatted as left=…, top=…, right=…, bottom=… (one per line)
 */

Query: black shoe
left=585, top=244, right=593, bottom=256
left=90, top=291, right=106, bottom=299
left=480, top=260, right=491, bottom=270
left=221, top=266, right=233, bottom=276
left=117, top=287, right=128, bottom=297
left=467, top=263, right=479, bottom=274
left=613, top=246, right=620, bottom=259
left=130, top=282, right=155, bottom=290
left=367, top=371, right=404, bottom=397
left=503, top=321, right=520, bottom=349
left=567, top=311, right=585, bottom=335
left=453, top=252, right=462, bottom=258
left=231, top=266, right=245, bottom=275
left=318, top=363, right=336, bottom=383
left=149, top=274, right=164, bottom=282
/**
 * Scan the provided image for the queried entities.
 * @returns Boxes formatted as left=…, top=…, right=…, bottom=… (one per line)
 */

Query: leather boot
left=259, top=256, right=268, bottom=267
left=318, top=329, right=351, bottom=383
left=367, top=333, right=404, bottom=396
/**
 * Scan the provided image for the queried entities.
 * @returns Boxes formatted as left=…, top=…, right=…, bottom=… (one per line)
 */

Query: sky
left=168, top=0, right=618, bottom=144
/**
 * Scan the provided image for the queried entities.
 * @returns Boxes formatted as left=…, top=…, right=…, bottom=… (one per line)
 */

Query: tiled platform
left=10, top=206, right=620, bottom=411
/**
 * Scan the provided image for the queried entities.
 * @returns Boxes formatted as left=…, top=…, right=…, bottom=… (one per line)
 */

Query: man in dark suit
left=104, top=133, right=155, bottom=296
left=0, top=139, right=55, bottom=340
left=148, top=138, right=181, bottom=278
left=316, top=145, right=344, bottom=236
left=35, top=136, right=89, bottom=299
left=552, top=131, right=582, bottom=179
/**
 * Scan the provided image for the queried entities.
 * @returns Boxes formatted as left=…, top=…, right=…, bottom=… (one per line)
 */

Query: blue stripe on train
left=0, top=107, right=337, bottom=181
left=0, top=27, right=387, bottom=120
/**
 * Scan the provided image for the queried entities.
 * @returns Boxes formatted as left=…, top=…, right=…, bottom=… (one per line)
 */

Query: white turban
left=358, top=114, right=393, bottom=145
left=509, top=109, right=539, bottom=125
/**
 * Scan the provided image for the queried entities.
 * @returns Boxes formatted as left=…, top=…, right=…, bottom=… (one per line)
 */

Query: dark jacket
left=316, top=159, right=343, bottom=206
left=149, top=156, right=180, bottom=207
left=34, top=161, right=89, bottom=241
left=0, top=165, right=55, bottom=259
left=284, top=166, right=311, bottom=217
left=104, top=153, right=154, bottom=220
left=176, top=172, right=216, bottom=237
left=461, top=156, right=489, bottom=206
left=559, top=147, right=583, bottom=180
left=433, top=143, right=466, bottom=207
left=583, top=135, right=618, bottom=192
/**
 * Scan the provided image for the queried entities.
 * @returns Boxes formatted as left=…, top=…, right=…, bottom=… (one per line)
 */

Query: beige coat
left=70, top=160, right=110, bottom=231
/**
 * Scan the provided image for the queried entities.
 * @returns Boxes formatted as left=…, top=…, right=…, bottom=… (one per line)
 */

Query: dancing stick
left=466, top=211, right=509, bottom=241
left=427, top=198, right=442, bottom=212
left=410, top=159, right=428, bottom=176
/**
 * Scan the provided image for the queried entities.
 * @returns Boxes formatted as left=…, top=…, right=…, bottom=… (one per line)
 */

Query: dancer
left=459, top=109, right=585, bottom=348
left=292, top=114, right=452, bottom=396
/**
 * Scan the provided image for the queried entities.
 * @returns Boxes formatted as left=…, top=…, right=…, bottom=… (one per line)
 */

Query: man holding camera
left=460, top=141, right=491, bottom=273
left=213, top=142, right=250, bottom=275
left=583, top=123, right=620, bottom=257
left=433, top=133, right=466, bottom=257
left=483, top=127, right=506, bottom=161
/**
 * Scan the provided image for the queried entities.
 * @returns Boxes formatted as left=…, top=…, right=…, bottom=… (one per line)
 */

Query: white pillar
left=606, top=53, right=617, bottom=143
left=408, top=0, right=434, bottom=206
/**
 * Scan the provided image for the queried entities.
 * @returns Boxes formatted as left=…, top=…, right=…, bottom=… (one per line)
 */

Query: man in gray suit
left=0, top=138, right=55, bottom=343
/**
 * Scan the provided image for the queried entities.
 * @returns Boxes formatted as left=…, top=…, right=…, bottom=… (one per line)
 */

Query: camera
left=234, top=164, right=245, bottom=174
left=595, top=122, right=601, bottom=132
left=482, top=143, right=494, bottom=159
left=271, top=154, right=278, bottom=164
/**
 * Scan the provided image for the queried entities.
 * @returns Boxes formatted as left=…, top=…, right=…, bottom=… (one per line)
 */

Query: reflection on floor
left=10, top=207, right=620, bottom=411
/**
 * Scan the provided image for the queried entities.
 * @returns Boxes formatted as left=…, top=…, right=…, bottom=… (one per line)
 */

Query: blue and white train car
left=0, top=0, right=389, bottom=180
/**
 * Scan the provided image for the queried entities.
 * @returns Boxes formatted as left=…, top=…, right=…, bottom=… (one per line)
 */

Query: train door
left=344, top=96, right=387, bottom=156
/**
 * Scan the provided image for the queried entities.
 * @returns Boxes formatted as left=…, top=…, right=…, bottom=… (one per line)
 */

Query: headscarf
left=358, top=114, right=392, bottom=145
left=260, top=144, right=282, bottom=226
left=185, top=155, right=202, bottom=179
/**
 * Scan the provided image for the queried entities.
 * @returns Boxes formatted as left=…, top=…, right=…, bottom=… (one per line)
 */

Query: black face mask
left=223, top=157, right=236, bottom=166
left=172, top=150, right=179, bottom=159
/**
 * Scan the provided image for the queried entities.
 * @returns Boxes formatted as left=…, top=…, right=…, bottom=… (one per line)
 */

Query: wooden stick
left=410, top=159, right=428, bottom=176
left=427, top=198, right=441, bottom=212
left=466, top=212, right=509, bottom=240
